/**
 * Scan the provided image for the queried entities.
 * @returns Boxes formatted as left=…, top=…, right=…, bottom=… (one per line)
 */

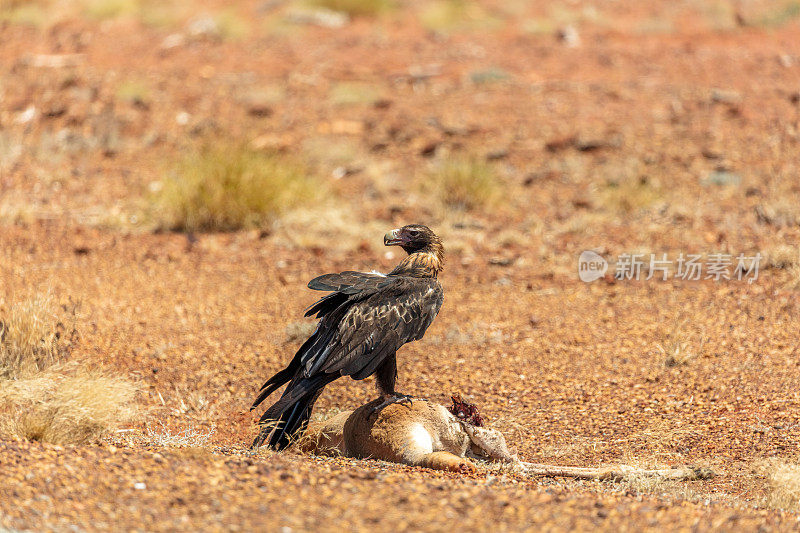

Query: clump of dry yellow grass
left=0, top=371, right=139, bottom=445
left=760, top=460, right=800, bottom=511
left=328, top=82, right=382, bottom=106
left=784, top=264, right=800, bottom=290
left=600, top=176, right=663, bottom=215
left=0, top=293, right=68, bottom=380
left=138, top=422, right=214, bottom=448
left=762, top=245, right=800, bottom=289
left=429, top=157, right=501, bottom=211
left=0, top=292, right=140, bottom=445
left=756, top=198, right=800, bottom=228
left=420, top=0, right=496, bottom=34
left=1, top=0, right=183, bottom=28
left=152, top=144, right=323, bottom=232
left=307, top=0, right=392, bottom=16
left=658, top=320, right=705, bottom=368
left=764, top=245, right=799, bottom=269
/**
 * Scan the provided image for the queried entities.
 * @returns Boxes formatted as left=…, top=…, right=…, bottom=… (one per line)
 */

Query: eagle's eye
left=408, top=230, right=420, bottom=238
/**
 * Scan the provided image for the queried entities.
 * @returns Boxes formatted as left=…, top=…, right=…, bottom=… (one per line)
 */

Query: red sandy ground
left=1, top=0, right=800, bottom=530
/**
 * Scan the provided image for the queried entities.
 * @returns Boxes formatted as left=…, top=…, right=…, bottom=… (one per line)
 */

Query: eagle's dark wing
left=251, top=271, right=443, bottom=410
left=251, top=270, right=443, bottom=451
left=307, top=271, right=388, bottom=293
left=301, top=273, right=443, bottom=380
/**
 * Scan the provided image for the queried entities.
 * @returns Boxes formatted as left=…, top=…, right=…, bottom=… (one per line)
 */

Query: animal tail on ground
left=251, top=373, right=336, bottom=450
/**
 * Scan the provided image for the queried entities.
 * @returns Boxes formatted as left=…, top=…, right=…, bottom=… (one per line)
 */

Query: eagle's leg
left=375, top=354, right=398, bottom=396
left=372, top=355, right=418, bottom=413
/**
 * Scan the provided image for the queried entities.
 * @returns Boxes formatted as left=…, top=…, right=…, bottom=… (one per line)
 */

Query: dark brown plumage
left=251, top=224, right=444, bottom=450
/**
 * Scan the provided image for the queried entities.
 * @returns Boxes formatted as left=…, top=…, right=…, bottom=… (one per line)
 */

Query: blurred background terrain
left=1, top=0, right=800, bottom=530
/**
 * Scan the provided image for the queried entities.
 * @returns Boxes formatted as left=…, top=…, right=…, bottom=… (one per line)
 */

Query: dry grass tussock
left=307, top=0, right=393, bottom=16
left=763, top=245, right=799, bottom=269
left=755, top=196, right=800, bottom=229
left=784, top=264, right=800, bottom=290
left=420, top=0, right=497, bottom=34
left=758, top=459, right=800, bottom=511
left=599, top=175, right=664, bottom=216
left=151, top=143, right=323, bottom=232
left=0, top=293, right=140, bottom=445
left=427, top=157, right=502, bottom=212
left=328, top=82, right=382, bottom=106
left=0, top=371, right=139, bottom=445
left=0, top=0, right=186, bottom=28
left=762, top=245, right=800, bottom=289
left=0, top=293, right=71, bottom=380
left=658, top=319, right=706, bottom=368
left=137, top=422, right=215, bottom=448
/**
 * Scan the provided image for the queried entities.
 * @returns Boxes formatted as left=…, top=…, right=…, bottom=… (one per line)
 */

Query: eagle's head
left=384, top=224, right=441, bottom=254
left=384, top=224, right=444, bottom=277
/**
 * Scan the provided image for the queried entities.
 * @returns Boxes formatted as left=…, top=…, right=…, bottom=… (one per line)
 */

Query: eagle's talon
left=371, top=393, right=418, bottom=414
left=396, top=394, right=413, bottom=406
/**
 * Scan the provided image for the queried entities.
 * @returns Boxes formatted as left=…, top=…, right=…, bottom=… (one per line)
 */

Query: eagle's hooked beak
left=384, top=229, right=404, bottom=246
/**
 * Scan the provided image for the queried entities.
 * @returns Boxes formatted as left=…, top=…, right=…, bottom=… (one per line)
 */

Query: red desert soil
left=2, top=0, right=800, bottom=530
